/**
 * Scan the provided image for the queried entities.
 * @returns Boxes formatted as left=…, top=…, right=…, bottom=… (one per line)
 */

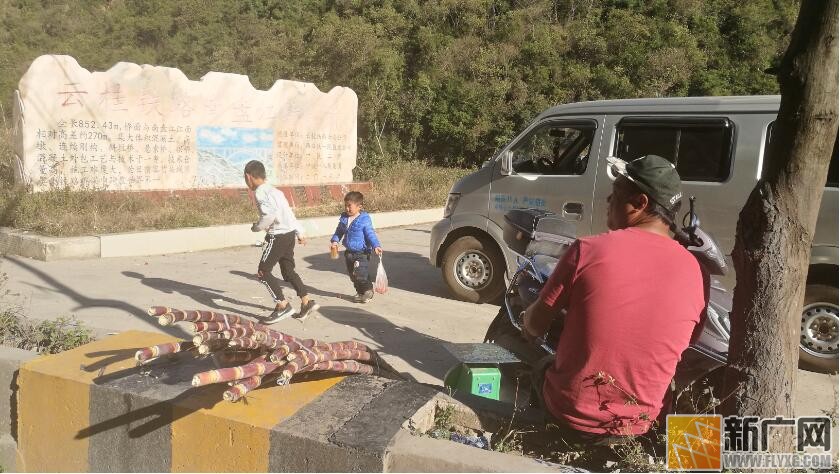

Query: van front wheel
left=442, top=236, right=505, bottom=303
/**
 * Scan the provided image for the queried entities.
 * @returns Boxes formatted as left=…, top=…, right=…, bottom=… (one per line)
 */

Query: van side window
left=764, top=122, right=838, bottom=188
left=615, top=118, right=734, bottom=182
left=511, top=122, right=595, bottom=175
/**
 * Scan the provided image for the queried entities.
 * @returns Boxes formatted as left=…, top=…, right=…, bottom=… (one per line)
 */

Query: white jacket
left=251, top=183, right=304, bottom=236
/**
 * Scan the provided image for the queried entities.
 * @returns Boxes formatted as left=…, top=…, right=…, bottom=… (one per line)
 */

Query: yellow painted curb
left=16, top=331, right=343, bottom=472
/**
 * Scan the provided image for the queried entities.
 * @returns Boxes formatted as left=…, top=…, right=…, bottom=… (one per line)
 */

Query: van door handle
left=563, top=202, right=584, bottom=220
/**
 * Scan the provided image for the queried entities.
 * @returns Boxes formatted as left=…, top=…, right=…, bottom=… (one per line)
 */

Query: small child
left=330, top=192, right=382, bottom=303
left=244, top=160, right=319, bottom=322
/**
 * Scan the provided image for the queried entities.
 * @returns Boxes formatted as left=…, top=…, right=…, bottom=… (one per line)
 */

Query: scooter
left=483, top=198, right=732, bottom=410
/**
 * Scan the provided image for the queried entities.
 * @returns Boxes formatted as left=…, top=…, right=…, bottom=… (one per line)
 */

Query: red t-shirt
left=539, top=227, right=705, bottom=436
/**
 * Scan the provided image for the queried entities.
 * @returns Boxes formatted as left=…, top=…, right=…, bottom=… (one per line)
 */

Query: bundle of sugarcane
left=136, top=306, right=381, bottom=402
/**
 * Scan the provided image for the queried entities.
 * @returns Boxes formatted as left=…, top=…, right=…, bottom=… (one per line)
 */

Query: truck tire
left=799, top=284, right=839, bottom=374
left=441, top=235, right=506, bottom=303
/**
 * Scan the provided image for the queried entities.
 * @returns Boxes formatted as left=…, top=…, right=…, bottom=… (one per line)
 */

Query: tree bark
left=723, top=0, right=838, bottom=423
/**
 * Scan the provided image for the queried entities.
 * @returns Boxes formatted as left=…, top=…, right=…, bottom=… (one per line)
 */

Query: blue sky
left=196, top=126, right=273, bottom=149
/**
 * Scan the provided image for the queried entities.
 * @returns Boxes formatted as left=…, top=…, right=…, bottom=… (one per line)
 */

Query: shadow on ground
left=228, top=270, right=349, bottom=302
left=4, top=256, right=189, bottom=339
left=315, top=304, right=458, bottom=383
left=302, top=251, right=455, bottom=300
left=122, top=271, right=267, bottom=319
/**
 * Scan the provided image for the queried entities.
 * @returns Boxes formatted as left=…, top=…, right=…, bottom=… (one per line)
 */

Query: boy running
left=244, top=160, right=319, bottom=322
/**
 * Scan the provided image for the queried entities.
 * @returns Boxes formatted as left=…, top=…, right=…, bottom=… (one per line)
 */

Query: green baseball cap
left=607, top=154, right=683, bottom=210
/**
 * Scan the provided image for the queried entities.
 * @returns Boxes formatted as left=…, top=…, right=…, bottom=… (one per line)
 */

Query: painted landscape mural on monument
left=196, top=126, right=275, bottom=187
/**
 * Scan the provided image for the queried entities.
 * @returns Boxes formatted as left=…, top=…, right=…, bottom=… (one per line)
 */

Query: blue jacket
left=331, top=211, right=381, bottom=253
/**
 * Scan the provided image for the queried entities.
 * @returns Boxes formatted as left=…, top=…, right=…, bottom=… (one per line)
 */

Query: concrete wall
left=0, top=346, right=37, bottom=471
left=14, top=331, right=571, bottom=472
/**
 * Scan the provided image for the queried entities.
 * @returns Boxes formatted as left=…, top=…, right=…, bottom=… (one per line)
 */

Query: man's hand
left=297, top=235, right=306, bottom=245
left=521, top=310, right=538, bottom=343
left=256, top=269, right=264, bottom=278
left=251, top=223, right=261, bottom=232
left=522, top=301, right=553, bottom=343
left=374, top=247, right=383, bottom=255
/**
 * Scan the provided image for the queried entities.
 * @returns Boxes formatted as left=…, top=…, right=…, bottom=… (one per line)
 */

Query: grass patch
left=361, top=161, right=471, bottom=213
left=0, top=312, right=95, bottom=354
left=415, top=401, right=670, bottom=471
left=0, top=128, right=469, bottom=237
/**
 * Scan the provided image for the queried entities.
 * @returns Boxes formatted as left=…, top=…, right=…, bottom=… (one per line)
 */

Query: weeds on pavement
left=0, top=265, right=95, bottom=353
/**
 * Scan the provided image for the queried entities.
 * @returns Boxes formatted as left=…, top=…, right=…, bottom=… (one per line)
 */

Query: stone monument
left=12, top=55, right=358, bottom=192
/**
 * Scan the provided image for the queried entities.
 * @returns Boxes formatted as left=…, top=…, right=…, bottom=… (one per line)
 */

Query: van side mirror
left=500, top=150, right=513, bottom=175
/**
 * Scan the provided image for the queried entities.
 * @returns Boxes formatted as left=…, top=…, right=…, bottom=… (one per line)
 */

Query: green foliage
left=0, top=309, right=95, bottom=354
left=433, top=404, right=456, bottom=431
left=0, top=0, right=796, bottom=169
left=0, top=268, right=95, bottom=354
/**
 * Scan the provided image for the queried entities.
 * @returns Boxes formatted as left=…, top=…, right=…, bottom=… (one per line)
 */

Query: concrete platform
left=15, top=331, right=571, bottom=472
left=0, top=207, right=443, bottom=261
left=0, top=346, right=37, bottom=471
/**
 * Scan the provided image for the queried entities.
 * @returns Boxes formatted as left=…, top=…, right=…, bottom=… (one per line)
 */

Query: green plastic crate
left=443, top=363, right=501, bottom=401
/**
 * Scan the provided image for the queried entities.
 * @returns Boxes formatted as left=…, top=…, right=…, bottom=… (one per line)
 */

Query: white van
left=429, top=96, right=838, bottom=372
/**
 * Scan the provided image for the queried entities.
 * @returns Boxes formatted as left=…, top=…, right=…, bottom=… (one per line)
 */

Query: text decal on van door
left=493, top=193, right=546, bottom=212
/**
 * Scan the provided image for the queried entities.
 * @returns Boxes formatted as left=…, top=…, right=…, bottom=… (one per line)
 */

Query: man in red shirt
left=523, top=154, right=706, bottom=442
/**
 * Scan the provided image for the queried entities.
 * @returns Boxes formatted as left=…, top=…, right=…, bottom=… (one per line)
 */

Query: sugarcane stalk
left=192, top=357, right=276, bottom=386
left=251, top=327, right=296, bottom=344
left=278, top=349, right=371, bottom=382
left=148, top=304, right=379, bottom=401
left=266, top=338, right=336, bottom=363
left=327, top=341, right=370, bottom=352
left=268, top=342, right=311, bottom=363
left=286, top=348, right=371, bottom=364
left=299, top=360, right=375, bottom=375
left=223, top=375, right=263, bottom=402
left=190, top=322, right=233, bottom=333
left=277, top=360, right=374, bottom=385
left=228, top=337, right=261, bottom=350
left=148, top=306, right=173, bottom=316
left=221, top=326, right=256, bottom=340
left=135, top=341, right=194, bottom=361
left=198, top=339, right=229, bottom=355
left=155, top=309, right=254, bottom=327
left=262, top=332, right=318, bottom=350
left=192, top=331, right=228, bottom=345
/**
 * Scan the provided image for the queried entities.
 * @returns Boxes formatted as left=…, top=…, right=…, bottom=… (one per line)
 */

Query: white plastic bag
left=374, top=255, right=388, bottom=294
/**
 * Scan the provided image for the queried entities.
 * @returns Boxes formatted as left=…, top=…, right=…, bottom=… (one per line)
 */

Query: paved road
left=1, top=223, right=836, bottom=419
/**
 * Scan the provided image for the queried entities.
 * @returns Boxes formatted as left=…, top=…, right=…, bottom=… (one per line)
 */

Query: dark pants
left=344, top=250, right=373, bottom=294
left=258, top=232, right=307, bottom=302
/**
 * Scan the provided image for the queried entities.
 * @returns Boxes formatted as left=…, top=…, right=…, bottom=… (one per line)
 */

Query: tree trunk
left=723, top=0, right=838, bottom=424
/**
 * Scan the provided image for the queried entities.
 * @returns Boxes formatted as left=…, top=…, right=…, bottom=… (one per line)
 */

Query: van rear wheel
left=799, top=284, right=839, bottom=374
left=442, top=236, right=505, bottom=303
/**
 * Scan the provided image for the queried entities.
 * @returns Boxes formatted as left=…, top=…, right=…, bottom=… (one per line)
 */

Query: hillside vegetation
left=1, top=0, right=795, bottom=170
